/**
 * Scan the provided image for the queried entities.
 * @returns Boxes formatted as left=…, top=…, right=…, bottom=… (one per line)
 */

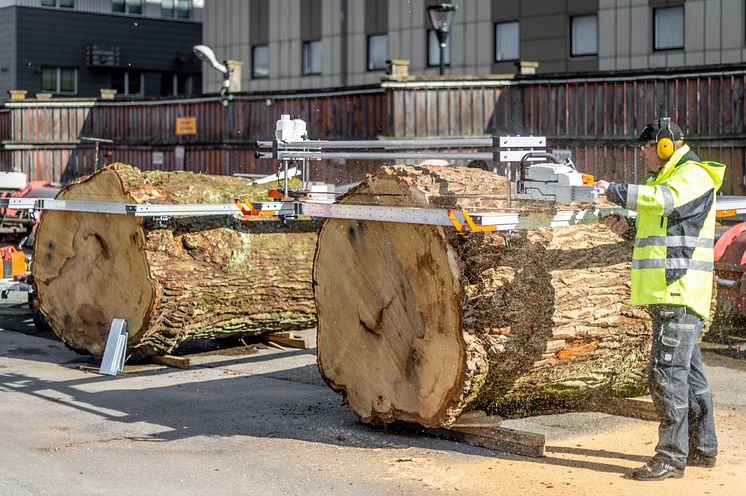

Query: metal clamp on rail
left=447, top=209, right=497, bottom=233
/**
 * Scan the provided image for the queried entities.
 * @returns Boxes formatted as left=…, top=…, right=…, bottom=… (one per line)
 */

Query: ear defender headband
left=656, top=117, right=675, bottom=160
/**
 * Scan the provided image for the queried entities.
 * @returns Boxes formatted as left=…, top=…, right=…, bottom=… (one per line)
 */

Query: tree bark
left=314, top=165, right=652, bottom=428
left=33, top=164, right=317, bottom=359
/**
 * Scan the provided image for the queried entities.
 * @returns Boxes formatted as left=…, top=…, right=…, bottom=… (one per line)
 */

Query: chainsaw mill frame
left=2, top=129, right=745, bottom=231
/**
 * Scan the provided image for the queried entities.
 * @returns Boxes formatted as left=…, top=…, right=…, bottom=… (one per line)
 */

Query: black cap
left=631, top=118, right=685, bottom=144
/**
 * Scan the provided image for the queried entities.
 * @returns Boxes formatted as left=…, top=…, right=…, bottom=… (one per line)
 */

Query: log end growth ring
left=314, top=176, right=469, bottom=428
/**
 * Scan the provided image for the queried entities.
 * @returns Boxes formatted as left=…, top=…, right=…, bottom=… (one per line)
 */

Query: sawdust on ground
left=378, top=408, right=745, bottom=495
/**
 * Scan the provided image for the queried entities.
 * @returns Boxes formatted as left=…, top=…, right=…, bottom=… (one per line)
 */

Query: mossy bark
left=314, top=165, right=652, bottom=428
left=33, top=164, right=317, bottom=359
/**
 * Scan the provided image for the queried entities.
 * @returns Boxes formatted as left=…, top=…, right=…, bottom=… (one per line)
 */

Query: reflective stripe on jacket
left=611, top=144, right=725, bottom=318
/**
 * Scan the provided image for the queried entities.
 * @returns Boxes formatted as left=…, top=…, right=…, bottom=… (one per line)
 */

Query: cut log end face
left=316, top=219, right=467, bottom=427
left=33, top=170, right=153, bottom=356
left=315, top=172, right=478, bottom=427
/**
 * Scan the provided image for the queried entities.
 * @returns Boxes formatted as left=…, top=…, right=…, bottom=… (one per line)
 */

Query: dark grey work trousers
left=647, top=304, right=718, bottom=469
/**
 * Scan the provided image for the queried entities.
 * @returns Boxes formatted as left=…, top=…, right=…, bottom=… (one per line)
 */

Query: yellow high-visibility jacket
left=607, top=144, right=725, bottom=318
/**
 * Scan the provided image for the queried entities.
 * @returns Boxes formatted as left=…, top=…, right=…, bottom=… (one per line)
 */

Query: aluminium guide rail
left=3, top=196, right=744, bottom=232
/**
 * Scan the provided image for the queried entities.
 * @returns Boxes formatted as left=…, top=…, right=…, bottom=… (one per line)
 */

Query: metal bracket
left=99, top=318, right=128, bottom=376
left=145, top=215, right=171, bottom=229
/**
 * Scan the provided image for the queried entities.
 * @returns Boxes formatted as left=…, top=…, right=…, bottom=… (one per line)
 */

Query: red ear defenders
left=656, top=117, right=675, bottom=160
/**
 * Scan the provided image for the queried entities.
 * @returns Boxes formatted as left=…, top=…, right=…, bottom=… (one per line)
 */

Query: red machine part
left=714, top=222, right=746, bottom=320
left=0, top=181, right=60, bottom=243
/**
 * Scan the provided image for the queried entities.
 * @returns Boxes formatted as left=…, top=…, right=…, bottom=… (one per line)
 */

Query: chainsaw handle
left=519, top=152, right=566, bottom=167
left=516, top=152, right=567, bottom=195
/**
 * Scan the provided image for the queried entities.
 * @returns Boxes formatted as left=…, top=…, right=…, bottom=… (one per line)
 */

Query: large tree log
left=33, top=164, right=317, bottom=359
left=314, top=165, right=652, bottom=428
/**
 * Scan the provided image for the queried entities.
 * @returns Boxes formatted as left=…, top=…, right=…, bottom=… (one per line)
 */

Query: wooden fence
left=2, top=66, right=746, bottom=194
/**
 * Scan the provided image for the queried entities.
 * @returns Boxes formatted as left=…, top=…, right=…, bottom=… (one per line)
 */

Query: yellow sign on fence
left=175, top=116, right=197, bottom=135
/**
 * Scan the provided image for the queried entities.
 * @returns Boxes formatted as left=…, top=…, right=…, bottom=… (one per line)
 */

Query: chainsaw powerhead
left=515, top=155, right=599, bottom=205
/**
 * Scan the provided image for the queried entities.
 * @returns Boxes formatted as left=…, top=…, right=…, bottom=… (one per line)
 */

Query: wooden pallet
left=397, top=410, right=546, bottom=458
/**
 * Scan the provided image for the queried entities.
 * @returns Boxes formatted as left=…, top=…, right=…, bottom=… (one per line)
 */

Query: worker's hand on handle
left=600, top=214, right=630, bottom=236
left=593, top=180, right=610, bottom=194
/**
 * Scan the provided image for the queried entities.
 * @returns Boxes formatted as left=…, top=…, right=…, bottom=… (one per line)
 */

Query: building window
left=162, top=0, right=191, bottom=19
left=113, top=0, right=143, bottom=14
left=41, top=0, right=74, bottom=7
left=41, top=67, right=77, bottom=94
left=654, top=6, right=684, bottom=50
left=427, top=30, right=450, bottom=67
left=367, top=34, right=388, bottom=71
left=495, top=21, right=519, bottom=62
left=111, top=70, right=144, bottom=96
left=176, top=74, right=193, bottom=96
left=570, top=15, right=598, bottom=56
left=302, top=40, right=322, bottom=75
left=252, top=45, right=269, bottom=78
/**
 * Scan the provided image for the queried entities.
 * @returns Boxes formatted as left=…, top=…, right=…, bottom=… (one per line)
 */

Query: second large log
left=314, top=165, right=652, bottom=428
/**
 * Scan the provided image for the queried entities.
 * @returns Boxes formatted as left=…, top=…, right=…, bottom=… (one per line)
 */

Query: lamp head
left=192, top=44, right=228, bottom=75
left=428, top=3, right=457, bottom=44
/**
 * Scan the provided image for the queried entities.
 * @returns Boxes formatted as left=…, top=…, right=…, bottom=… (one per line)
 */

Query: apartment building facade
left=201, top=0, right=746, bottom=93
left=0, top=0, right=204, bottom=100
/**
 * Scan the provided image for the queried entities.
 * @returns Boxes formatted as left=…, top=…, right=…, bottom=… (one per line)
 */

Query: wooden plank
left=393, top=90, right=405, bottom=138
left=265, top=331, right=311, bottom=349
left=590, top=396, right=658, bottom=422
left=151, top=354, right=191, bottom=370
left=426, top=90, right=438, bottom=137
left=447, top=423, right=545, bottom=458
left=405, top=90, right=416, bottom=137
left=396, top=415, right=545, bottom=458
left=449, top=89, right=459, bottom=136
left=437, top=90, right=449, bottom=136
left=455, top=410, right=487, bottom=420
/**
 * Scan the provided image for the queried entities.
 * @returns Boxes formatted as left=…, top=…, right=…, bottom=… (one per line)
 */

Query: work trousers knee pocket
left=658, top=322, right=696, bottom=368
left=651, top=322, right=697, bottom=406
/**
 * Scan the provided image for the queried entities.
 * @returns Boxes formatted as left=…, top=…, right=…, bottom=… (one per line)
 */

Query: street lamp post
left=427, top=3, right=457, bottom=76
left=193, top=44, right=232, bottom=176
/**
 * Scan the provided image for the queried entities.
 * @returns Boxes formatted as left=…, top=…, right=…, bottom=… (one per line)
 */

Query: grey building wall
left=492, top=0, right=599, bottom=74
left=203, top=0, right=499, bottom=93
left=202, top=0, right=746, bottom=94
left=0, top=8, right=17, bottom=94
left=599, top=0, right=746, bottom=71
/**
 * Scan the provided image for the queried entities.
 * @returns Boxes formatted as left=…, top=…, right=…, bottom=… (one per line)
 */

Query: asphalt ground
left=1, top=298, right=745, bottom=496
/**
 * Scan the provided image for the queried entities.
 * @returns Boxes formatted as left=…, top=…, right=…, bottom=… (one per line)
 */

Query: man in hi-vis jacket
left=594, top=118, right=724, bottom=481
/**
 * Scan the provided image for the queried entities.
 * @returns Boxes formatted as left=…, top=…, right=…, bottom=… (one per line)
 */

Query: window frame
left=494, top=21, right=520, bottom=62
left=653, top=5, right=685, bottom=51
left=41, top=67, right=78, bottom=95
left=367, top=33, right=388, bottom=72
left=252, top=45, right=270, bottom=79
left=111, top=69, right=144, bottom=97
left=162, top=0, right=191, bottom=19
left=302, top=40, right=322, bottom=76
left=570, top=14, right=599, bottom=57
left=41, top=0, right=75, bottom=8
left=113, top=0, right=143, bottom=15
left=426, top=29, right=451, bottom=68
